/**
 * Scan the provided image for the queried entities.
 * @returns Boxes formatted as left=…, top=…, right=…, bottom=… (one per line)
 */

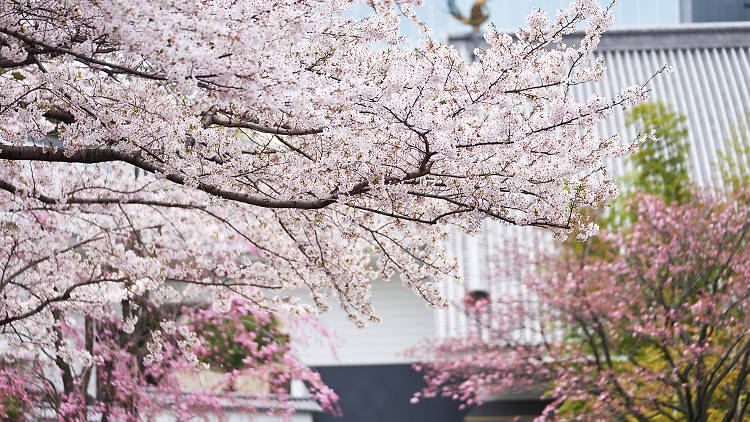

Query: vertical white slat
left=693, top=48, right=727, bottom=182
left=705, top=48, right=740, bottom=181
left=675, top=48, right=713, bottom=186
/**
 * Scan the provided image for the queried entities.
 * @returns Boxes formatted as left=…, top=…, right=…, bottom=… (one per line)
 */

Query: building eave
left=449, top=21, right=750, bottom=51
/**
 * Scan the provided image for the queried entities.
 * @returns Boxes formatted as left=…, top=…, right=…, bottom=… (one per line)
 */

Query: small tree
left=624, top=101, right=690, bottom=204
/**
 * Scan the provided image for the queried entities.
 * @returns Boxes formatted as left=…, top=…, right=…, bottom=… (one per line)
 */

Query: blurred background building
left=680, top=0, right=750, bottom=23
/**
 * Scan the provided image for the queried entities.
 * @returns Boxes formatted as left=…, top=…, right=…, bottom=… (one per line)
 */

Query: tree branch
left=0, top=145, right=334, bottom=209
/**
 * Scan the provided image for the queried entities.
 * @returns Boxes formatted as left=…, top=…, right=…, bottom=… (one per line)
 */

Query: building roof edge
left=448, top=21, right=750, bottom=51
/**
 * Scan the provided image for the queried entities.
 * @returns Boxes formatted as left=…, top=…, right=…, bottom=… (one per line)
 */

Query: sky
left=404, top=0, right=680, bottom=41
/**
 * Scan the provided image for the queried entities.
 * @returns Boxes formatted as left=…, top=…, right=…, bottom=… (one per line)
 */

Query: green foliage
left=196, top=310, right=289, bottom=372
left=1, top=396, right=26, bottom=422
left=623, top=101, right=690, bottom=205
left=716, top=112, right=750, bottom=190
left=586, top=101, right=691, bottom=234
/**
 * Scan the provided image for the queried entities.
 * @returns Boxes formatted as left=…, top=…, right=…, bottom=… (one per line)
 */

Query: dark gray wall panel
left=313, top=364, right=469, bottom=422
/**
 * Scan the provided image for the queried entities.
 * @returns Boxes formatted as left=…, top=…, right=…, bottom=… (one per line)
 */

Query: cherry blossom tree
left=412, top=191, right=750, bottom=421
left=0, top=0, right=656, bottom=416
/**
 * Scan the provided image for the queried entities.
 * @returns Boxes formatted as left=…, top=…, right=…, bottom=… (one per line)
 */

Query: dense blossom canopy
left=0, top=0, right=650, bottom=371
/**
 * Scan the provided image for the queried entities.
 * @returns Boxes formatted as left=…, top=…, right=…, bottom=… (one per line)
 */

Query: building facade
left=295, top=279, right=468, bottom=422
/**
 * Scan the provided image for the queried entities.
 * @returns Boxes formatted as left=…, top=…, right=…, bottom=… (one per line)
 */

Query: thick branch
left=206, top=113, right=324, bottom=136
left=0, top=277, right=128, bottom=327
left=0, top=145, right=334, bottom=209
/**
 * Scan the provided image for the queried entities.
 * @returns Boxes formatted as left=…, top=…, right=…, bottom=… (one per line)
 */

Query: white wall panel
left=294, top=279, right=435, bottom=366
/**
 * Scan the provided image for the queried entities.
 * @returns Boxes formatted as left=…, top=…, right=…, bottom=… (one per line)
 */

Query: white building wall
left=294, top=279, right=436, bottom=366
